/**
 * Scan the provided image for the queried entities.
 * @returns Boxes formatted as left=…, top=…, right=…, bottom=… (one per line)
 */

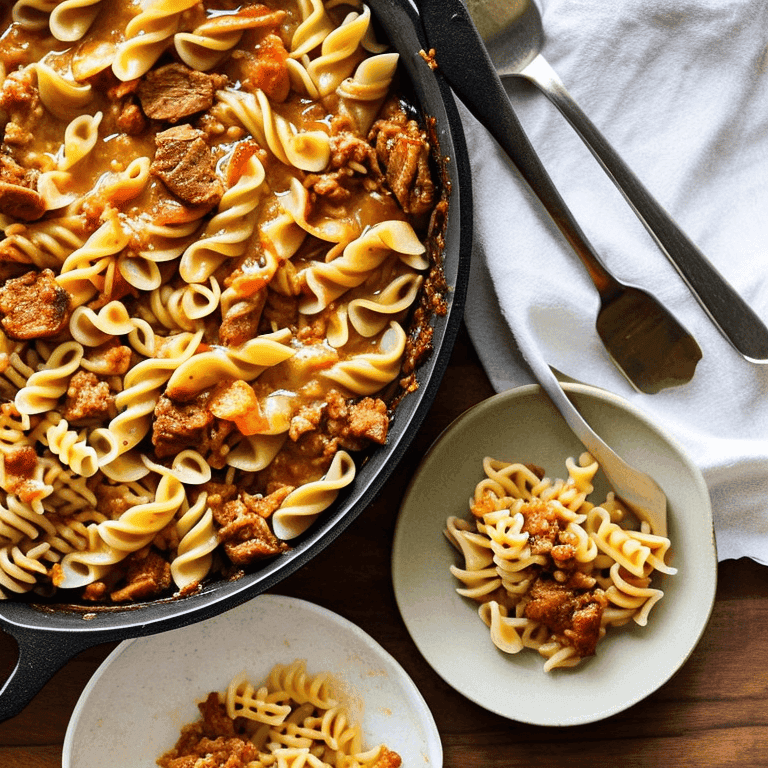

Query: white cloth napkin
left=458, top=0, right=768, bottom=563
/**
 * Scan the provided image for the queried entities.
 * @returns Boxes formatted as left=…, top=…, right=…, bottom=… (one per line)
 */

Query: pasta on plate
left=0, top=0, right=446, bottom=602
left=445, top=453, right=677, bottom=672
left=157, top=659, right=402, bottom=768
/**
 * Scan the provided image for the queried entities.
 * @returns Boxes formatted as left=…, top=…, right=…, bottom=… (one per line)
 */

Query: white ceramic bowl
left=392, top=383, right=717, bottom=726
left=63, top=594, right=441, bottom=767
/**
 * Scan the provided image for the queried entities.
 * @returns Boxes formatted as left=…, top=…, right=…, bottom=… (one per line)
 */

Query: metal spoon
left=414, top=0, right=702, bottom=394
left=465, top=0, right=768, bottom=362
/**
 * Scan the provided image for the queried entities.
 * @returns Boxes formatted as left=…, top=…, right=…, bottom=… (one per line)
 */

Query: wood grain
left=1, top=325, right=766, bottom=768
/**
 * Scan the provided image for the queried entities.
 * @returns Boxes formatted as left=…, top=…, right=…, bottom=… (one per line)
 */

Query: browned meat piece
left=213, top=496, right=290, bottom=565
left=152, top=393, right=235, bottom=465
left=158, top=693, right=257, bottom=768
left=115, top=100, right=148, bottom=136
left=137, top=63, right=227, bottom=123
left=370, top=107, right=435, bottom=216
left=152, top=392, right=215, bottom=458
left=523, top=576, right=607, bottom=658
left=151, top=124, right=223, bottom=208
left=373, top=747, right=403, bottom=768
left=241, top=485, right=293, bottom=519
left=325, top=390, right=389, bottom=451
left=110, top=550, right=172, bottom=602
left=95, top=482, right=141, bottom=519
left=0, top=269, right=71, bottom=340
left=83, top=341, right=132, bottom=376
left=219, top=290, right=267, bottom=346
left=0, top=154, right=45, bottom=221
left=62, top=370, right=113, bottom=424
left=261, top=289, right=299, bottom=331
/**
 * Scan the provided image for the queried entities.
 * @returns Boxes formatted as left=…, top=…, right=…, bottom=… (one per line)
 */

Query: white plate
left=392, top=383, right=717, bottom=726
left=63, top=594, right=441, bottom=767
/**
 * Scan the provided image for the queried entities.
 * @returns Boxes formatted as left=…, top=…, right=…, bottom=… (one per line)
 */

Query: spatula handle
left=414, top=0, right=618, bottom=297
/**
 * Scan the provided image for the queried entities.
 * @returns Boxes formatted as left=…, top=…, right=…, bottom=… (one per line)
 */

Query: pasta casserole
left=157, top=659, right=402, bottom=768
left=445, top=453, right=677, bottom=672
left=0, top=0, right=446, bottom=602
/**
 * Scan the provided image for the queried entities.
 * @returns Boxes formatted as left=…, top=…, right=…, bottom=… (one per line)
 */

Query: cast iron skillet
left=0, top=0, right=472, bottom=722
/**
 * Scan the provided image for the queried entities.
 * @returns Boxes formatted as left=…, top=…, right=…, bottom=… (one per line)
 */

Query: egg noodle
left=0, top=0, right=444, bottom=602
left=445, top=453, right=677, bottom=671
left=157, top=659, right=402, bottom=768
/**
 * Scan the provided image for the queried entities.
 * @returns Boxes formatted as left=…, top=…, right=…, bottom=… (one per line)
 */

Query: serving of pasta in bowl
left=0, top=0, right=472, bottom=721
left=62, top=593, right=441, bottom=768
left=392, top=383, right=717, bottom=726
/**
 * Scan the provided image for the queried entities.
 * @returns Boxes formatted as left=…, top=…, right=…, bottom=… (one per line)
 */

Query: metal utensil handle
left=521, top=54, right=768, bottom=361
left=415, top=0, right=616, bottom=297
left=0, top=625, right=95, bottom=722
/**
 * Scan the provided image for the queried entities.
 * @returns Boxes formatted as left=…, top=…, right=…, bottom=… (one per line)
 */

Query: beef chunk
left=137, top=63, right=226, bottom=123
left=325, top=390, right=389, bottom=451
left=523, top=576, right=607, bottom=658
left=152, top=393, right=234, bottom=466
left=152, top=392, right=215, bottom=458
left=0, top=269, right=71, bottom=340
left=0, top=154, right=45, bottom=221
left=109, top=550, right=172, bottom=602
left=213, top=494, right=290, bottom=565
left=370, top=107, right=435, bottom=216
left=63, top=370, right=113, bottom=424
left=151, top=124, right=223, bottom=208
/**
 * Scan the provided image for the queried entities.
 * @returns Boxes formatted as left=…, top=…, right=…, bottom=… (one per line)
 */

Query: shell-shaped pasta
left=173, top=6, right=285, bottom=71
left=44, top=414, right=99, bottom=477
left=321, top=321, right=405, bottom=396
left=225, top=673, right=293, bottom=726
left=301, top=221, right=426, bottom=314
left=31, top=61, right=93, bottom=121
left=272, top=450, right=355, bottom=540
left=478, top=600, right=527, bottom=654
left=586, top=506, right=654, bottom=579
left=306, top=6, right=371, bottom=96
left=170, top=492, right=218, bottom=591
left=48, top=0, right=103, bottom=41
left=178, top=153, right=265, bottom=284
left=105, top=330, right=202, bottom=458
left=15, top=341, right=83, bottom=416
left=111, top=0, right=198, bottom=82
left=215, top=89, right=331, bottom=173
left=1, top=215, right=87, bottom=269
left=58, top=111, right=102, bottom=170
left=267, top=660, right=338, bottom=710
left=165, top=329, right=294, bottom=398
left=0, top=541, right=50, bottom=596
left=12, top=0, right=58, bottom=31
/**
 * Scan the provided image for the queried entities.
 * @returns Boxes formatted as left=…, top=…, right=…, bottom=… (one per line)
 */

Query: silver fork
left=465, top=0, right=768, bottom=363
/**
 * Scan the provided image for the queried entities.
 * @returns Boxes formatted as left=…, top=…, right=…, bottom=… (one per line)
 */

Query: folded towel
left=459, top=0, right=768, bottom=562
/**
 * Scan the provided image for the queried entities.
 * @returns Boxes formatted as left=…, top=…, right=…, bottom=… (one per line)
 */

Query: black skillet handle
left=0, top=624, right=97, bottom=722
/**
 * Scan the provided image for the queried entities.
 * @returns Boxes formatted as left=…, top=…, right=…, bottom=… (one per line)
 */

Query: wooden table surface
left=1, top=324, right=767, bottom=768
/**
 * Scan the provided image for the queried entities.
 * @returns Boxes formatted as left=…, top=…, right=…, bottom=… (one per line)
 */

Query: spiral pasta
left=158, top=660, right=401, bottom=768
left=446, top=453, right=677, bottom=672
left=0, top=0, right=444, bottom=603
